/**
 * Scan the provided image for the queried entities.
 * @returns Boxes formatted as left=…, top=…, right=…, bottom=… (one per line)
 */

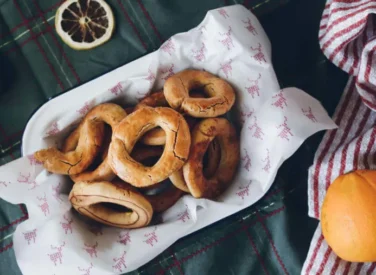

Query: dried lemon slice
left=55, top=0, right=115, bottom=50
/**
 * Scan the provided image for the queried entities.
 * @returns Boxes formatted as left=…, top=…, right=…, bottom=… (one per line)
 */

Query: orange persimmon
left=321, top=170, right=376, bottom=262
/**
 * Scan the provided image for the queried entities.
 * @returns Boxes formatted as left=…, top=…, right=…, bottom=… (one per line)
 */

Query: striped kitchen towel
left=303, top=1, right=376, bottom=274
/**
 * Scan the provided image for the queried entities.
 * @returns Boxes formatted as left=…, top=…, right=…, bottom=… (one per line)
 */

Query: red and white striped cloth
left=302, top=1, right=376, bottom=274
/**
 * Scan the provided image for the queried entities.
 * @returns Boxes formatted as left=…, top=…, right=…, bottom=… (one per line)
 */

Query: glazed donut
left=169, top=139, right=220, bottom=193
left=164, top=70, right=236, bottom=118
left=109, top=106, right=191, bottom=187
left=69, top=180, right=153, bottom=229
left=34, top=103, right=127, bottom=175
left=183, top=118, right=240, bottom=199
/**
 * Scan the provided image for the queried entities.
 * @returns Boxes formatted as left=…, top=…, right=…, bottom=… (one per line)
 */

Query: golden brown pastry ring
left=146, top=184, right=183, bottom=213
left=183, top=118, right=240, bottom=199
left=134, top=91, right=169, bottom=145
left=169, top=138, right=221, bottom=193
left=69, top=180, right=153, bottom=229
left=164, top=70, right=236, bottom=118
left=34, top=103, right=127, bottom=175
left=135, top=91, right=202, bottom=145
left=62, top=127, right=115, bottom=183
left=109, top=106, right=191, bottom=187
left=204, top=139, right=221, bottom=178
left=131, top=146, right=184, bottom=212
left=135, top=90, right=168, bottom=110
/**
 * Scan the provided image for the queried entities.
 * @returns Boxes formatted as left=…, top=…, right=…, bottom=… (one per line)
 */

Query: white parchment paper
left=0, top=5, right=336, bottom=275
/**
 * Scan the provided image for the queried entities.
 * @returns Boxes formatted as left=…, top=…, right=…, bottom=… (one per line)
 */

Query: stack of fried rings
left=35, top=69, right=240, bottom=229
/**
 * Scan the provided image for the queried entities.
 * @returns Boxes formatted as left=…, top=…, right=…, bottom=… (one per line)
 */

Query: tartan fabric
left=0, top=0, right=347, bottom=274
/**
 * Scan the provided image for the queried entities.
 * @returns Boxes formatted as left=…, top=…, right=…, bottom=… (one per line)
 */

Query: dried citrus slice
left=55, top=0, right=115, bottom=50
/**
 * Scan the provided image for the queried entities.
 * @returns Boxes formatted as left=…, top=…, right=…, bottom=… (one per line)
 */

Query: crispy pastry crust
left=69, top=180, right=153, bottom=229
left=164, top=70, right=236, bottom=118
left=183, top=118, right=240, bottom=199
left=34, top=103, right=127, bottom=175
left=109, top=106, right=191, bottom=187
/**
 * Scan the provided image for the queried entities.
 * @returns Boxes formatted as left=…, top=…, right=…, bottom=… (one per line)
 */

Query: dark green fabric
left=0, top=0, right=348, bottom=274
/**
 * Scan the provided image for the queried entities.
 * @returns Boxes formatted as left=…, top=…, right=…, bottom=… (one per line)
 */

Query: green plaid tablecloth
left=0, top=0, right=348, bottom=274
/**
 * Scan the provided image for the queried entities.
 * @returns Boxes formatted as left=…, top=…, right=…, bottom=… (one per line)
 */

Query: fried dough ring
left=131, top=146, right=184, bottom=212
left=134, top=91, right=167, bottom=145
left=204, top=138, right=221, bottom=178
left=183, top=118, right=240, bottom=199
left=131, top=145, right=163, bottom=163
left=146, top=184, right=183, bottom=213
left=164, top=70, right=236, bottom=118
left=135, top=91, right=201, bottom=145
left=62, top=127, right=115, bottom=183
left=169, top=170, right=189, bottom=193
left=169, top=138, right=221, bottom=193
left=135, top=90, right=168, bottom=110
left=109, top=106, right=191, bottom=187
left=69, top=180, right=153, bottom=229
left=34, top=103, right=127, bottom=175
